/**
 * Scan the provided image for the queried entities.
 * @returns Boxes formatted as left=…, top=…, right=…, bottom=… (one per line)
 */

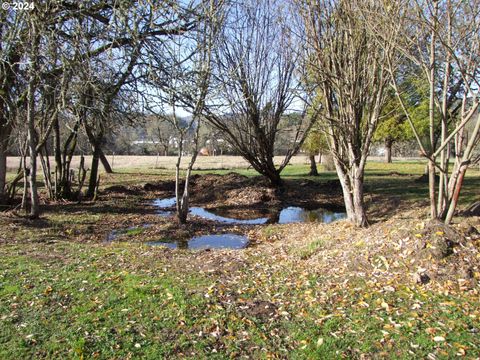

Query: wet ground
left=147, top=234, right=249, bottom=250
left=152, top=197, right=346, bottom=225
left=104, top=174, right=347, bottom=250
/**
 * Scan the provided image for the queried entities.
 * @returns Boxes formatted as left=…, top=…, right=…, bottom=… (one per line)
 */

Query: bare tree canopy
left=297, top=0, right=401, bottom=226
left=0, top=1, right=205, bottom=216
left=143, top=0, right=226, bottom=223
left=200, top=0, right=317, bottom=187
left=381, top=0, right=480, bottom=224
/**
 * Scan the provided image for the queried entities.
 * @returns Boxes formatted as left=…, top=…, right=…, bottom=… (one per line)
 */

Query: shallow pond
left=147, top=234, right=249, bottom=250
left=153, top=197, right=346, bottom=225
left=278, top=207, right=347, bottom=224
left=189, top=207, right=268, bottom=225
left=152, top=197, right=176, bottom=216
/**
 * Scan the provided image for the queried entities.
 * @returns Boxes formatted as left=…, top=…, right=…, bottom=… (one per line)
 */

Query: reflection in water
left=147, top=234, right=249, bottom=250
left=153, top=197, right=176, bottom=217
left=190, top=207, right=268, bottom=225
left=152, top=197, right=346, bottom=224
left=278, top=207, right=347, bottom=224
left=153, top=197, right=176, bottom=208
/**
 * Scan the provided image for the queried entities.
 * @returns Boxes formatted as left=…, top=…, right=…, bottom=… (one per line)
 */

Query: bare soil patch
left=118, top=173, right=345, bottom=212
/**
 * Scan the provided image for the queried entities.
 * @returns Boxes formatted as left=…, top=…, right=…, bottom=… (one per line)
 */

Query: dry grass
left=6, top=155, right=311, bottom=172
left=6, top=154, right=439, bottom=173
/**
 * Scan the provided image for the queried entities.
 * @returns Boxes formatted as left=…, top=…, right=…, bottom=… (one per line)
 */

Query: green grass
left=192, top=160, right=479, bottom=205
left=0, top=243, right=211, bottom=358
left=294, top=237, right=326, bottom=259
left=1, top=160, right=479, bottom=358
left=1, top=243, right=478, bottom=358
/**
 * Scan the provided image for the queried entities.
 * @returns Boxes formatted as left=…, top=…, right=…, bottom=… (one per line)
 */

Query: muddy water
left=153, top=197, right=346, bottom=225
left=147, top=234, right=249, bottom=250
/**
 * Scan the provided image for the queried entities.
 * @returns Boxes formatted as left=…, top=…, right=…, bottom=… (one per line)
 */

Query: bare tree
left=383, top=0, right=480, bottom=223
left=0, top=10, right=26, bottom=205
left=199, top=0, right=317, bottom=187
left=23, top=6, right=70, bottom=218
left=1, top=1, right=211, bottom=213
left=298, top=0, right=401, bottom=227
left=146, top=0, right=225, bottom=223
left=145, top=115, right=176, bottom=156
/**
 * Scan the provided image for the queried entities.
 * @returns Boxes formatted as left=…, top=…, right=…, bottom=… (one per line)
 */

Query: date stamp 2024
left=2, top=1, right=34, bottom=10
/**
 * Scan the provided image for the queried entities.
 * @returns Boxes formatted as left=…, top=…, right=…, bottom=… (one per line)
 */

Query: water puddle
left=152, top=198, right=346, bottom=224
left=147, top=234, right=249, bottom=250
left=153, top=197, right=176, bottom=208
left=278, top=207, right=347, bottom=224
left=153, top=197, right=176, bottom=216
left=190, top=207, right=268, bottom=225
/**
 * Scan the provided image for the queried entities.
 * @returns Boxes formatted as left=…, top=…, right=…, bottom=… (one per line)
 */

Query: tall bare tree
left=298, top=0, right=401, bottom=227
left=146, top=0, right=225, bottom=223
left=0, top=10, right=26, bottom=205
left=200, top=0, right=317, bottom=187
left=383, top=0, right=480, bottom=223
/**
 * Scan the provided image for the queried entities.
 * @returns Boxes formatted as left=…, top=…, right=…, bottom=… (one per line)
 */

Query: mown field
left=1, top=158, right=479, bottom=359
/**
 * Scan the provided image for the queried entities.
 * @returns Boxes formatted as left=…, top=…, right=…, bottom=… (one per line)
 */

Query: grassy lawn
left=192, top=160, right=479, bottom=205
left=1, top=241, right=479, bottom=359
left=1, top=159, right=479, bottom=358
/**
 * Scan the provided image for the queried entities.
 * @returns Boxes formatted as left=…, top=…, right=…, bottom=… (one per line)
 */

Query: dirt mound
left=415, top=174, right=440, bottom=183
left=415, top=219, right=464, bottom=259
left=258, top=208, right=480, bottom=293
left=143, top=181, right=177, bottom=192
left=142, top=173, right=343, bottom=212
left=223, top=187, right=279, bottom=206
left=319, top=179, right=342, bottom=190
left=190, top=173, right=280, bottom=206
left=462, top=201, right=480, bottom=217
left=408, top=219, right=479, bottom=288
left=192, top=173, right=251, bottom=190
left=103, top=185, right=138, bottom=194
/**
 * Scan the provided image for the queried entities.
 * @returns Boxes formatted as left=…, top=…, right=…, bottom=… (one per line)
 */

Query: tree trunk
left=27, top=63, right=39, bottom=216
left=334, top=158, right=368, bottom=227
left=99, top=149, right=113, bottom=173
left=0, top=140, right=7, bottom=204
left=384, top=139, right=393, bottom=163
left=0, top=112, right=11, bottom=204
left=21, top=160, right=28, bottom=211
left=175, top=139, right=187, bottom=224
left=352, top=175, right=368, bottom=227
left=86, top=142, right=101, bottom=199
left=266, top=170, right=282, bottom=187
left=427, top=2, right=438, bottom=220
left=336, top=169, right=356, bottom=223
left=428, top=158, right=437, bottom=219
left=308, top=154, right=319, bottom=176
left=444, top=164, right=467, bottom=224
left=177, top=188, right=189, bottom=224
left=53, top=117, right=62, bottom=199
left=262, top=158, right=283, bottom=187
left=27, top=108, right=40, bottom=219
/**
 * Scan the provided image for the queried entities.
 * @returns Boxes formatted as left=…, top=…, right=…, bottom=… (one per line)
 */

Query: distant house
left=198, top=147, right=210, bottom=156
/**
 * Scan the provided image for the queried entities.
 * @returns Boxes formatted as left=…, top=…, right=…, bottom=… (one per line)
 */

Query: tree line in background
left=0, top=0, right=479, bottom=227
